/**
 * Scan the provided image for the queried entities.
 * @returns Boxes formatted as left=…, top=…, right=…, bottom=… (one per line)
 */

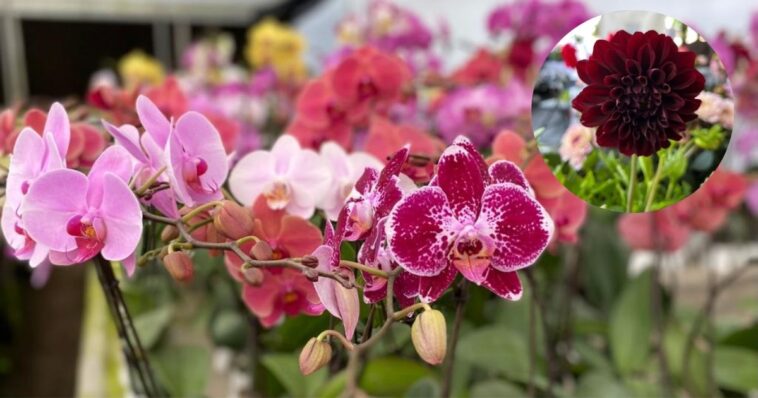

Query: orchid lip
left=264, top=180, right=291, bottom=210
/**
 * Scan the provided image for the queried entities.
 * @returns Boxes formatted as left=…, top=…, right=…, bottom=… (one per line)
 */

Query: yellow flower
left=117, top=50, right=165, bottom=89
left=245, top=18, right=307, bottom=81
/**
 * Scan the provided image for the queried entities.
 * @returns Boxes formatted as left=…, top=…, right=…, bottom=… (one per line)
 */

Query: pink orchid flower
left=225, top=196, right=323, bottom=282
left=228, top=134, right=330, bottom=218
left=166, top=110, right=229, bottom=207
left=1, top=103, right=70, bottom=266
left=618, top=206, right=691, bottom=252
left=311, top=221, right=359, bottom=339
left=103, top=95, right=178, bottom=217
left=319, top=142, right=383, bottom=221
left=680, top=169, right=747, bottom=232
left=20, top=146, right=142, bottom=275
left=242, top=268, right=324, bottom=328
left=386, top=136, right=553, bottom=300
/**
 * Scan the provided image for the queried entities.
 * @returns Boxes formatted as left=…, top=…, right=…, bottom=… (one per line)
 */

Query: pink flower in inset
left=225, top=196, right=323, bottom=282
left=20, top=146, right=141, bottom=274
left=311, top=221, right=359, bottom=339
left=1, top=103, right=70, bottom=266
left=559, top=124, right=594, bottom=170
left=166, top=110, right=229, bottom=207
left=242, top=268, right=324, bottom=328
left=386, top=137, right=553, bottom=300
left=318, top=142, right=383, bottom=221
left=229, top=135, right=330, bottom=218
left=681, top=169, right=747, bottom=232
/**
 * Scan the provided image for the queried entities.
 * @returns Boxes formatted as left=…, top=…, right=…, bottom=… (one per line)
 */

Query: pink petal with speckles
left=489, top=160, right=531, bottom=193
left=478, top=183, right=553, bottom=272
left=452, top=136, right=489, bottom=182
left=481, top=268, right=523, bottom=300
left=436, top=145, right=484, bottom=222
left=386, top=186, right=456, bottom=277
left=417, top=264, right=458, bottom=303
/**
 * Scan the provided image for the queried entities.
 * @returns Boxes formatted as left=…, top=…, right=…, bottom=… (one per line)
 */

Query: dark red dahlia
left=571, top=30, right=705, bottom=156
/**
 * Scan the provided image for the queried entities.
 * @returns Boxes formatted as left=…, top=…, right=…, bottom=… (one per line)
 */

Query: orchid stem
left=626, top=155, right=639, bottom=212
left=392, top=303, right=431, bottom=321
left=317, top=330, right=355, bottom=351
left=134, top=166, right=167, bottom=196
left=180, top=201, right=223, bottom=224
left=441, top=280, right=468, bottom=398
left=93, top=256, right=161, bottom=396
left=340, top=260, right=390, bottom=278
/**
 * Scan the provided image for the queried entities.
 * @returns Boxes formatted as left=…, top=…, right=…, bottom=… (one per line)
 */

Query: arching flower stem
left=627, top=154, right=639, bottom=212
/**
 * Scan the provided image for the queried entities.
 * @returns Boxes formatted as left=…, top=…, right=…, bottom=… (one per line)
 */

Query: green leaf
left=457, top=325, right=535, bottom=384
left=133, top=305, right=172, bottom=349
left=261, top=353, right=327, bottom=398
left=359, top=357, right=432, bottom=396
left=609, top=270, right=652, bottom=374
left=575, top=372, right=631, bottom=398
left=404, top=378, right=441, bottom=398
left=315, top=371, right=346, bottom=398
left=340, top=242, right=357, bottom=262
left=714, top=346, right=758, bottom=392
left=210, top=309, right=248, bottom=350
left=153, top=346, right=210, bottom=397
left=663, top=322, right=709, bottom=396
left=470, top=380, right=526, bottom=398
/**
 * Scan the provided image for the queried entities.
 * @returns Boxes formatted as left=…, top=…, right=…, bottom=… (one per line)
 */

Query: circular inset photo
left=531, top=11, right=734, bottom=212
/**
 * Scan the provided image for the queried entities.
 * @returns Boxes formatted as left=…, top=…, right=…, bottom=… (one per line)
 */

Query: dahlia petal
left=436, top=145, right=484, bottom=221
left=386, top=186, right=455, bottom=277
left=21, top=169, right=87, bottom=252
left=482, top=268, right=523, bottom=301
left=100, top=173, right=143, bottom=262
left=479, top=184, right=553, bottom=272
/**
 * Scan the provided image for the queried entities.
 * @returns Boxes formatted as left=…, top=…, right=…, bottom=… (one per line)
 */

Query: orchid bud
left=301, top=255, right=319, bottom=268
left=411, top=309, right=447, bottom=365
left=298, top=337, right=332, bottom=375
left=162, top=251, right=194, bottom=283
left=160, top=225, right=179, bottom=242
left=214, top=200, right=253, bottom=239
left=250, top=240, right=273, bottom=260
left=242, top=267, right=264, bottom=286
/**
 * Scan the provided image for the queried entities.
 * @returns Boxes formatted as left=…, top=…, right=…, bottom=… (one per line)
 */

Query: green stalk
left=644, top=154, right=666, bottom=212
left=626, top=154, right=638, bottom=212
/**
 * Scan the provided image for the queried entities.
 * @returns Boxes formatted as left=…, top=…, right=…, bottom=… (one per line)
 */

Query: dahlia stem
left=626, top=155, right=639, bottom=212
left=644, top=154, right=666, bottom=212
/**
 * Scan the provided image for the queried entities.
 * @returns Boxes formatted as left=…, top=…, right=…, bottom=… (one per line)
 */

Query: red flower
left=561, top=43, right=578, bottom=68
left=451, top=49, right=503, bottom=86
left=618, top=206, right=691, bottom=251
left=572, top=30, right=705, bottom=156
left=364, top=117, right=444, bottom=183
left=288, top=76, right=355, bottom=149
left=679, top=169, right=747, bottom=232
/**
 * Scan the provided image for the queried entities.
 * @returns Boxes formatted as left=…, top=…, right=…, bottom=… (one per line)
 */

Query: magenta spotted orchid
left=386, top=136, right=553, bottom=300
left=20, top=146, right=142, bottom=275
left=318, top=142, right=383, bottom=221
left=1, top=103, right=70, bottom=267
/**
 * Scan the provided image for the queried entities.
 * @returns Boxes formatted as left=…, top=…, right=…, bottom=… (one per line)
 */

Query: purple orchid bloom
left=103, top=95, right=178, bottom=217
left=20, top=146, right=142, bottom=275
left=311, top=220, right=359, bottom=339
left=166, top=111, right=229, bottom=207
left=1, top=103, right=70, bottom=267
left=435, top=84, right=531, bottom=148
left=385, top=136, right=553, bottom=300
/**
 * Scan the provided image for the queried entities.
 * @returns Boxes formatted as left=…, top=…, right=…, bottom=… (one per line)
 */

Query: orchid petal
left=479, top=183, right=553, bottom=272
left=481, top=268, right=523, bottom=300
left=43, top=102, right=70, bottom=159
left=489, top=160, right=532, bottom=194
left=228, top=150, right=277, bottom=206
left=386, top=186, right=456, bottom=277
left=99, top=173, right=142, bottom=261
left=21, top=169, right=87, bottom=252
left=102, top=120, right=149, bottom=164
left=436, top=145, right=484, bottom=222
left=136, top=95, right=170, bottom=148
left=87, top=146, right=133, bottom=207
left=418, top=264, right=458, bottom=303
